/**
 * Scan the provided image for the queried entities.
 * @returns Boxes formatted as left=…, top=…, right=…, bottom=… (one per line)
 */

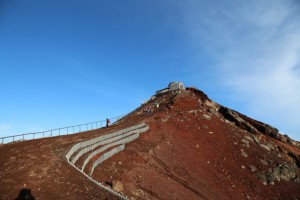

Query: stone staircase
left=65, top=122, right=149, bottom=198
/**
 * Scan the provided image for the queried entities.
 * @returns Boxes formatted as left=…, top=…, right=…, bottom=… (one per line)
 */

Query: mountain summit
left=1, top=84, right=299, bottom=199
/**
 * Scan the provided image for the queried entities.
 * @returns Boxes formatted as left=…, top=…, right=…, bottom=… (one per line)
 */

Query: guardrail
left=0, top=114, right=126, bottom=144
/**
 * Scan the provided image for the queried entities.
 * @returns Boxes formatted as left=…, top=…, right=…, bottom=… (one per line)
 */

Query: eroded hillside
left=0, top=87, right=299, bottom=200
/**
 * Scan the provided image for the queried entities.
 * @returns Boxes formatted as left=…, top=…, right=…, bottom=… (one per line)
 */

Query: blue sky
left=0, top=0, right=299, bottom=141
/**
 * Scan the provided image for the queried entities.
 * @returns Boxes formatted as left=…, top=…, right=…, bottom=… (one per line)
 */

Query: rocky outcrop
left=217, top=106, right=300, bottom=148
left=2, top=85, right=300, bottom=200
left=186, top=87, right=210, bottom=102
left=218, top=106, right=258, bottom=134
left=285, top=135, right=300, bottom=147
left=288, top=152, right=300, bottom=168
left=256, top=163, right=300, bottom=185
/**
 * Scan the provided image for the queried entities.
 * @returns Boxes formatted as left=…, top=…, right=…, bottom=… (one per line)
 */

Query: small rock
left=265, top=142, right=275, bottom=150
left=240, top=149, right=248, bottom=157
left=203, top=114, right=211, bottom=120
left=242, top=139, right=250, bottom=147
left=244, top=135, right=254, bottom=142
left=259, top=144, right=271, bottom=151
left=196, top=144, right=200, bottom=148
left=252, top=135, right=261, bottom=144
left=260, top=159, right=269, bottom=166
left=256, top=172, right=268, bottom=185
left=209, top=131, right=213, bottom=134
left=241, top=139, right=249, bottom=145
left=161, top=118, right=168, bottom=122
left=249, top=165, right=257, bottom=172
left=112, top=180, right=123, bottom=193
left=241, top=165, right=245, bottom=169
left=148, top=149, right=154, bottom=155
left=224, top=119, right=233, bottom=124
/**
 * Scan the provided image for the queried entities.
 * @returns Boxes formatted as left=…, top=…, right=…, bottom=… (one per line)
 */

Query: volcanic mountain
left=1, top=86, right=300, bottom=200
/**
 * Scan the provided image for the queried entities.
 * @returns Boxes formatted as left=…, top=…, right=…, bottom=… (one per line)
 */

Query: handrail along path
left=0, top=114, right=126, bottom=144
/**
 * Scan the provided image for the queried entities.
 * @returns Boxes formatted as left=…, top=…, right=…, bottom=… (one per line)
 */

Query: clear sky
left=0, top=0, right=299, bottom=141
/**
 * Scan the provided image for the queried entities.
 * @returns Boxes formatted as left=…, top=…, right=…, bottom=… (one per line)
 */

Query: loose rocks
left=112, top=180, right=124, bottom=193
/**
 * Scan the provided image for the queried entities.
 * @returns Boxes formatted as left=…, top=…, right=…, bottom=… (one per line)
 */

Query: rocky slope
left=0, top=87, right=299, bottom=200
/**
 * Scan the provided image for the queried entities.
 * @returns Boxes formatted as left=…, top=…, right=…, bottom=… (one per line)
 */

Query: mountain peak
left=1, top=84, right=300, bottom=199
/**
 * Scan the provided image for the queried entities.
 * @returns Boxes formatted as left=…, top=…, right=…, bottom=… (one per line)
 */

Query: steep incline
left=0, top=87, right=299, bottom=199
left=98, top=88, right=300, bottom=199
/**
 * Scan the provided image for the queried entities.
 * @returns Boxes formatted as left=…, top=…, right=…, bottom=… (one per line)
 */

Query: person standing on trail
left=106, top=118, right=110, bottom=128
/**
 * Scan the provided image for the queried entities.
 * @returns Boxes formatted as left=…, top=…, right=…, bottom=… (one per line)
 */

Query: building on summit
left=156, top=82, right=185, bottom=96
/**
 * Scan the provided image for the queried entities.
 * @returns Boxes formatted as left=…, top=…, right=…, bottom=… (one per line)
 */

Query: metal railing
left=0, top=114, right=126, bottom=144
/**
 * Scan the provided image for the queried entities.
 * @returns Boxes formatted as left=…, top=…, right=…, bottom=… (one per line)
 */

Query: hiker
left=106, top=118, right=110, bottom=128
left=144, top=107, right=150, bottom=115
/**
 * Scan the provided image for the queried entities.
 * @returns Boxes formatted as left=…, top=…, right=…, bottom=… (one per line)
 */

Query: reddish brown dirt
left=1, top=89, right=300, bottom=200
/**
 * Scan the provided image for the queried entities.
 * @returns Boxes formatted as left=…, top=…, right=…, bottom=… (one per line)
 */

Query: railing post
left=73, top=126, right=75, bottom=134
left=59, top=129, right=61, bottom=136
left=23, top=134, right=24, bottom=141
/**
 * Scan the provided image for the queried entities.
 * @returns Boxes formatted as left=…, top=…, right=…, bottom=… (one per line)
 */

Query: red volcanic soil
left=1, top=88, right=300, bottom=200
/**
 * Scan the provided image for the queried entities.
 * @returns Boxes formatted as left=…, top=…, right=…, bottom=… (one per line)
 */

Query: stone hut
left=156, top=82, right=185, bottom=95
